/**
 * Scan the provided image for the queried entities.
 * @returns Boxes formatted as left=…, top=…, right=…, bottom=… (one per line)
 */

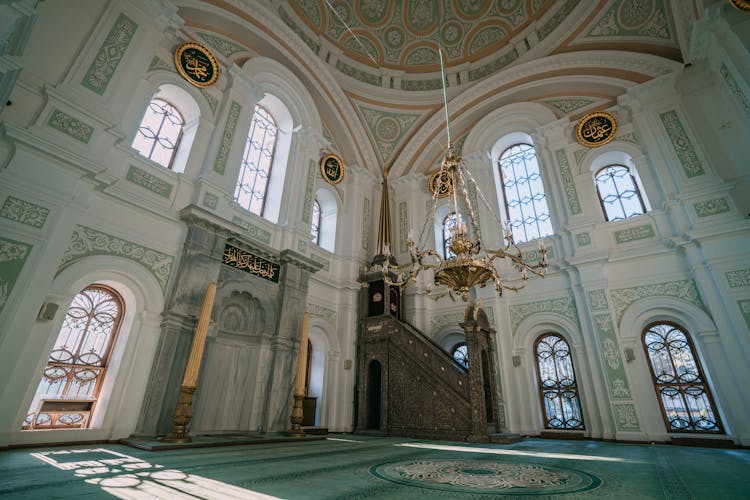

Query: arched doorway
left=481, top=350, right=495, bottom=424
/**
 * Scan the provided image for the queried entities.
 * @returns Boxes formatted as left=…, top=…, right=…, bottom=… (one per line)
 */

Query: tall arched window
left=595, top=164, right=647, bottom=221
left=498, top=143, right=552, bottom=243
left=534, top=334, right=584, bottom=430
left=311, top=198, right=321, bottom=245
left=235, top=105, right=277, bottom=216
left=642, top=322, right=722, bottom=433
left=442, top=212, right=458, bottom=259
left=451, top=342, right=468, bottom=368
left=131, top=98, right=184, bottom=168
left=23, top=286, right=124, bottom=430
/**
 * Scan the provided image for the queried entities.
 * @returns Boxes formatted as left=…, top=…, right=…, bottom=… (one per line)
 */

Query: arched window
left=311, top=198, right=321, bottom=245
left=442, top=212, right=458, bottom=259
left=451, top=342, right=468, bottom=368
left=642, top=322, right=722, bottom=433
left=131, top=98, right=184, bottom=168
left=23, top=285, right=124, bottom=430
left=498, top=143, right=552, bottom=243
left=534, top=334, right=584, bottom=430
left=235, top=105, right=277, bottom=216
left=595, top=164, right=647, bottom=221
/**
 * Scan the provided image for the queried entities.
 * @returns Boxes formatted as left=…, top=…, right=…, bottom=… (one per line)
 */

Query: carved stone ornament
left=575, top=111, right=617, bottom=148
left=320, top=153, right=344, bottom=185
left=174, top=42, right=219, bottom=88
left=428, top=169, right=454, bottom=198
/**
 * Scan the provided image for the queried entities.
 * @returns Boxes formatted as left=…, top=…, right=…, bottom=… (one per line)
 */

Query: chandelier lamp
left=379, top=47, right=548, bottom=302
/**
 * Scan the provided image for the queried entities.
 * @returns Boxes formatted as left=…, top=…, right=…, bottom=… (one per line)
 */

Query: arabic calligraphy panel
left=320, top=154, right=344, bottom=185
left=222, top=244, right=280, bottom=283
left=576, top=112, right=617, bottom=148
left=174, top=42, right=219, bottom=88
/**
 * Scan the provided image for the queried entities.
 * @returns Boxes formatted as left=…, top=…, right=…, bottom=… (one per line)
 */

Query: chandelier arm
left=455, top=165, right=481, bottom=241
left=461, top=161, right=507, bottom=229
left=417, top=189, right=440, bottom=250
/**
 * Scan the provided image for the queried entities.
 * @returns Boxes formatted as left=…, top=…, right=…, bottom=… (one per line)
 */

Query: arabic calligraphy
left=222, top=244, right=280, bottom=283
left=576, top=112, right=617, bottom=147
left=320, top=154, right=344, bottom=185
left=428, top=169, right=454, bottom=198
left=174, top=42, right=219, bottom=88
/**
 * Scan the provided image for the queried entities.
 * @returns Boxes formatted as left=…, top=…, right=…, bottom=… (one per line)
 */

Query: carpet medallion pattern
left=371, top=459, right=601, bottom=495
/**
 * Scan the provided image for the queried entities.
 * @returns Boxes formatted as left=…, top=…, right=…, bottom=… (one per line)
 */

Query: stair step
left=301, top=426, right=328, bottom=435
left=488, top=433, right=523, bottom=444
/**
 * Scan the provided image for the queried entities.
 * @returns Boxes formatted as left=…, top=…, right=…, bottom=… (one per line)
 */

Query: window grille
left=451, top=342, right=468, bottom=368
left=235, top=105, right=277, bottom=216
left=311, top=198, right=321, bottom=245
left=534, top=334, right=584, bottom=430
left=595, top=164, right=646, bottom=221
left=132, top=98, right=184, bottom=168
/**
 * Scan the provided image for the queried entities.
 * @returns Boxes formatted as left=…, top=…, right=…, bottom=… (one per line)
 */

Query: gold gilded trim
left=576, top=111, right=617, bottom=148
left=320, top=154, right=345, bottom=185
left=174, top=42, right=219, bottom=88
left=428, top=169, right=454, bottom=198
left=729, top=0, right=750, bottom=11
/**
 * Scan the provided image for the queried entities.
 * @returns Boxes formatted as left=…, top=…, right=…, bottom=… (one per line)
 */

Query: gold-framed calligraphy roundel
left=729, top=0, right=750, bottom=11
left=174, top=42, right=219, bottom=88
left=428, top=169, right=454, bottom=198
left=576, top=111, right=617, bottom=148
left=320, top=154, right=344, bottom=185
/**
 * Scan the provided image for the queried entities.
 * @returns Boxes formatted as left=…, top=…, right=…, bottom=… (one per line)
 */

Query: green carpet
left=1, top=436, right=748, bottom=498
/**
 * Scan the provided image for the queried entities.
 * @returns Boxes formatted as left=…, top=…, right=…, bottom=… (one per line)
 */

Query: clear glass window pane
left=234, top=105, right=277, bottom=216
left=311, top=198, right=321, bottom=245
left=643, top=322, right=722, bottom=433
left=131, top=98, right=184, bottom=168
left=595, top=165, right=646, bottom=221
left=535, top=334, right=584, bottom=430
left=451, top=342, right=468, bottom=368
left=499, top=143, right=552, bottom=243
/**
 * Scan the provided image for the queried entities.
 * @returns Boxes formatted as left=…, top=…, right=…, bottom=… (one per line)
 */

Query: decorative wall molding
left=555, top=149, right=582, bottom=215
left=0, top=196, right=49, bottom=229
left=196, top=31, right=246, bottom=58
left=588, top=289, right=609, bottom=311
left=693, top=197, right=730, bottom=218
left=587, top=0, right=670, bottom=40
left=725, top=268, right=750, bottom=288
left=398, top=201, right=408, bottom=253
left=659, top=110, right=705, bottom=178
left=738, top=299, right=750, bottom=331
left=611, top=279, right=706, bottom=322
left=720, top=62, right=750, bottom=121
left=613, top=223, right=654, bottom=244
left=302, top=160, right=315, bottom=224
left=148, top=56, right=172, bottom=72
left=202, top=192, right=218, bottom=210
left=297, top=239, right=308, bottom=253
left=310, top=252, right=330, bottom=271
left=306, top=302, right=337, bottom=326
left=59, top=225, right=173, bottom=291
left=613, top=403, right=640, bottom=431
left=213, top=100, right=241, bottom=175
left=231, top=216, right=272, bottom=244
left=592, top=313, right=632, bottom=400
left=509, top=296, right=579, bottom=335
left=0, top=236, right=33, bottom=315
left=46, top=109, right=94, bottom=144
left=576, top=232, right=591, bottom=246
left=126, top=165, right=173, bottom=198
left=81, top=13, right=138, bottom=95
left=362, top=197, right=370, bottom=252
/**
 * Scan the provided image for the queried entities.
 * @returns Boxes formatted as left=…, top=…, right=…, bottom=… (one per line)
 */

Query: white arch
left=307, top=315, right=341, bottom=427
left=13, top=256, right=164, bottom=445
left=463, top=102, right=557, bottom=156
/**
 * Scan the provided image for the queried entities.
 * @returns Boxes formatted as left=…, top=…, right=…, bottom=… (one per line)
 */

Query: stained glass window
left=311, top=198, right=321, bottom=245
left=534, top=334, right=584, bottom=430
left=595, top=164, right=646, bottom=221
left=451, top=342, right=468, bottom=368
left=23, top=286, right=124, bottom=430
left=131, top=98, right=184, bottom=168
left=442, top=212, right=458, bottom=259
left=235, top=105, right=277, bottom=216
left=498, top=143, right=552, bottom=243
left=643, top=322, right=722, bottom=433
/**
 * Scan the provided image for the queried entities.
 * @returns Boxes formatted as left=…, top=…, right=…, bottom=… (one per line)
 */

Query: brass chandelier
left=380, top=47, right=548, bottom=302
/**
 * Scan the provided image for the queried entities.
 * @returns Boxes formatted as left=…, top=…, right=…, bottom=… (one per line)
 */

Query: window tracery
left=595, top=164, right=647, bottom=221
left=23, top=286, right=124, bottom=430
left=131, top=98, right=184, bottom=168
left=534, top=334, right=584, bottom=430
left=311, top=198, right=321, bottom=245
left=642, top=322, right=722, bottom=433
left=235, top=105, right=277, bottom=216
left=451, top=342, right=468, bottom=368
left=498, top=143, right=552, bottom=243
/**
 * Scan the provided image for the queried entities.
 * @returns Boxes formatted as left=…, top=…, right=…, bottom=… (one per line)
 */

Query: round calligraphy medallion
left=576, top=111, right=617, bottom=147
left=320, top=154, right=345, bottom=185
left=174, top=42, right=219, bottom=88
left=729, top=0, right=750, bottom=11
left=428, top=169, right=454, bottom=198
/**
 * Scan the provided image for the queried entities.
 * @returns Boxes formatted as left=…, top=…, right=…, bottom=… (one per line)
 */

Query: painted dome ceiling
left=280, top=0, right=679, bottom=91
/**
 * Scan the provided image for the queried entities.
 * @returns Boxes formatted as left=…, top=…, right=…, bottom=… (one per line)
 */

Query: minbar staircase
left=355, top=303, right=521, bottom=444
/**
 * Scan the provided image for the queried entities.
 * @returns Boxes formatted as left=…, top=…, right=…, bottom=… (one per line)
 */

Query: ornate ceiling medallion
left=174, top=42, right=219, bottom=88
left=428, top=169, right=454, bottom=198
left=576, top=111, right=617, bottom=148
left=320, top=153, right=345, bottom=185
